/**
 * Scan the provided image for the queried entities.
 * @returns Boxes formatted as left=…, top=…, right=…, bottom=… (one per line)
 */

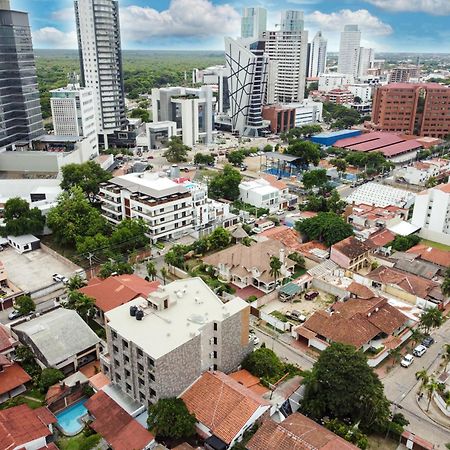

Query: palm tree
left=442, top=268, right=450, bottom=296
left=442, top=344, right=450, bottom=372
left=409, top=327, right=424, bottom=349
left=415, top=369, right=429, bottom=393
left=425, top=378, right=440, bottom=412
left=269, top=256, right=282, bottom=289
left=420, top=308, right=444, bottom=335
left=160, top=267, right=168, bottom=285
left=146, top=261, right=157, bottom=281
left=389, top=348, right=402, bottom=367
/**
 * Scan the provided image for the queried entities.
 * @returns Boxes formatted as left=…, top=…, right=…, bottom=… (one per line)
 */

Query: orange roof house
left=407, top=244, right=450, bottom=269
left=0, top=354, right=31, bottom=402
left=181, top=371, right=270, bottom=448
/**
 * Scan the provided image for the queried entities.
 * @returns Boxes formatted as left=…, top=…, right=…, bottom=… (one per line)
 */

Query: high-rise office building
left=241, top=7, right=267, bottom=39
left=0, top=0, right=43, bottom=149
left=74, top=0, right=126, bottom=147
left=357, top=47, right=375, bottom=78
left=224, top=37, right=269, bottom=136
left=307, top=31, right=327, bottom=77
left=263, top=11, right=309, bottom=103
left=338, top=25, right=361, bottom=77
left=389, top=66, right=420, bottom=83
left=50, top=82, right=98, bottom=153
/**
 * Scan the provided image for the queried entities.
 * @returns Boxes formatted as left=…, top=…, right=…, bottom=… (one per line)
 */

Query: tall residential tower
left=307, top=31, right=327, bottom=77
left=0, top=0, right=43, bottom=149
left=241, top=7, right=267, bottom=40
left=338, top=25, right=361, bottom=77
left=74, top=0, right=126, bottom=147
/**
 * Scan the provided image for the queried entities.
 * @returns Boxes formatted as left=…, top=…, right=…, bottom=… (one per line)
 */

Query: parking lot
left=0, top=246, right=80, bottom=293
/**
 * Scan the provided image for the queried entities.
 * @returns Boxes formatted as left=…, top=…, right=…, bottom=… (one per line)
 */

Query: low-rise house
left=395, top=158, right=450, bottom=186
left=247, top=413, right=358, bottom=450
left=0, top=324, right=17, bottom=358
left=293, top=297, right=411, bottom=366
left=407, top=244, right=450, bottom=274
left=102, top=278, right=252, bottom=405
left=365, top=265, right=447, bottom=309
left=0, top=261, right=23, bottom=310
left=7, top=234, right=40, bottom=254
left=239, top=179, right=282, bottom=213
left=13, top=308, right=101, bottom=375
left=389, top=252, right=440, bottom=280
left=181, top=371, right=270, bottom=450
left=204, top=240, right=295, bottom=293
left=330, top=236, right=372, bottom=271
left=367, top=228, right=396, bottom=255
left=85, top=391, right=155, bottom=450
left=0, top=404, right=57, bottom=450
left=0, top=354, right=31, bottom=404
left=261, top=174, right=298, bottom=209
left=79, top=275, right=160, bottom=324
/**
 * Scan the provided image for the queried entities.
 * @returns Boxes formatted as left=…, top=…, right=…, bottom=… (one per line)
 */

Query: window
left=125, top=369, right=130, bottom=377
left=138, top=377, right=144, bottom=386
left=124, top=355, right=130, bottom=363
left=213, top=322, right=218, bottom=331
left=149, top=373, right=155, bottom=382
left=149, top=388, right=156, bottom=397
left=137, top=348, right=143, bottom=357
left=148, top=357, right=155, bottom=368
left=113, top=345, right=119, bottom=353
left=138, top=363, right=144, bottom=372
left=112, top=330, right=117, bottom=339
left=114, top=359, right=120, bottom=368
left=126, top=383, right=131, bottom=392
left=122, top=339, right=128, bottom=348
left=115, top=373, right=121, bottom=382
left=213, top=337, right=218, bottom=345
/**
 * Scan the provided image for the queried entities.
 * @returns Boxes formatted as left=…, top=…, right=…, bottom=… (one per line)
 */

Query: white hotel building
left=99, top=172, right=193, bottom=242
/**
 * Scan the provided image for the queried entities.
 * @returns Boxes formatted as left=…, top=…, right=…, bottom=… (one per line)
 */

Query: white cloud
left=306, top=9, right=393, bottom=36
left=52, top=7, right=75, bottom=22
left=120, top=0, right=240, bottom=41
left=364, top=0, right=450, bottom=15
left=33, top=27, right=77, bottom=48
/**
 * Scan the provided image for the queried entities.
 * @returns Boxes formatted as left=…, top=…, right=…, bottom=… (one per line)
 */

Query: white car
left=400, top=354, right=414, bottom=368
left=53, top=274, right=69, bottom=285
left=245, top=218, right=255, bottom=224
left=249, top=334, right=260, bottom=345
left=413, top=345, right=427, bottom=357
left=276, top=210, right=284, bottom=216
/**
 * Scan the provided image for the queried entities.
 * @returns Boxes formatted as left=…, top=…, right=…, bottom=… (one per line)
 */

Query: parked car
left=275, top=210, right=284, bottom=216
left=53, top=274, right=69, bottom=284
left=413, top=345, right=427, bottom=357
left=245, top=218, right=256, bottom=225
left=250, top=334, right=260, bottom=345
left=305, top=291, right=319, bottom=301
left=8, top=309, right=23, bottom=320
left=421, top=336, right=435, bottom=347
left=287, top=310, right=306, bottom=322
left=400, top=354, right=414, bottom=368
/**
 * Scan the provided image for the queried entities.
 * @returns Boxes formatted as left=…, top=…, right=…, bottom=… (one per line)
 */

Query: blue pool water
left=55, top=399, right=88, bottom=435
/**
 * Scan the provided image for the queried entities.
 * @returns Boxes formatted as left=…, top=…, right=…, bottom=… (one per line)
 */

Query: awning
left=388, top=221, right=421, bottom=236
left=279, top=282, right=302, bottom=297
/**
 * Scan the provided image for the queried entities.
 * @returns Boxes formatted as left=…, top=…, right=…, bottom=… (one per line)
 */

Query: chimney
left=0, top=0, right=10, bottom=10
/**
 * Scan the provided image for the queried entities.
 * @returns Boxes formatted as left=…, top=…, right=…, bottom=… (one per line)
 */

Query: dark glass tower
left=0, top=0, right=43, bottom=149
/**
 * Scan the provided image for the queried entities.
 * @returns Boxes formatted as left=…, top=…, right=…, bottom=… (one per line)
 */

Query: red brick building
left=370, top=83, right=450, bottom=138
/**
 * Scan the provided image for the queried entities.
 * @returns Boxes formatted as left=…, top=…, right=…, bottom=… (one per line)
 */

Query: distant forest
left=35, top=50, right=224, bottom=119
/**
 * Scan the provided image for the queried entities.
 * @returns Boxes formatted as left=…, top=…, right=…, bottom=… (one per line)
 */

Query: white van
left=252, top=220, right=275, bottom=234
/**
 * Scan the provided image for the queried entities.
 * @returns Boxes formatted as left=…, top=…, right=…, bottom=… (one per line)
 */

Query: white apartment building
left=192, top=65, right=229, bottom=114
left=263, top=11, right=308, bottom=103
left=224, top=37, right=269, bottom=137
left=74, top=0, right=126, bottom=146
left=347, top=84, right=373, bottom=102
left=50, top=83, right=98, bottom=154
left=318, top=73, right=355, bottom=93
left=412, top=183, right=450, bottom=245
left=395, top=159, right=450, bottom=186
left=358, top=47, right=375, bottom=78
left=308, top=31, right=327, bottom=77
left=99, top=172, right=193, bottom=242
left=338, top=25, right=361, bottom=77
left=152, top=86, right=215, bottom=147
left=241, top=6, right=267, bottom=39
left=102, top=278, right=252, bottom=405
left=239, top=179, right=282, bottom=212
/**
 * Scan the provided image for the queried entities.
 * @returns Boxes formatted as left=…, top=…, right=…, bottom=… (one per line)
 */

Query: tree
left=287, top=140, right=321, bottom=168
left=409, top=328, right=424, bottom=349
left=14, top=295, right=36, bottom=316
left=295, top=212, right=353, bottom=247
left=76, top=233, right=111, bottom=258
left=47, top=187, right=110, bottom=247
left=241, top=347, right=284, bottom=379
left=301, top=169, right=328, bottom=189
left=147, top=398, right=196, bottom=440
left=288, top=252, right=305, bottom=269
left=327, top=190, right=346, bottom=215
left=425, top=177, right=438, bottom=188
left=0, top=197, right=46, bottom=237
left=301, top=343, right=390, bottom=433
left=129, top=107, right=150, bottom=123
left=163, top=136, right=190, bottom=163
left=227, top=150, right=246, bottom=166
left=425, top=378, right=440, bottom=412
left=15, top=345, right=41, bottom=378
left=61, top=161, right=111, bottom=203
left=442, top=267, right=450, bottom=296
left=39, top=368, right=64, bottom=393
left=66, top=291, right=96, bottom=320
left=208, top=165, right=243, bottom=201
left=98, top=260, right=134, bottom=279
left=110, top=218, right=149, bottom=253
left=164, top=244, right=189, bottom=269
left=160, top=267, right=168, bottom=285
left=269, top=256, right=282, bottom=287
left=388, top=348, right=402, bottom=367
left=67, top=274, right=87, bottom=291
left=146, top=261, right=157, bottom=280
left=419, top=308, right=444, bottom=335
left=331, top=158, right=347, bottom=174
left=263, top=144, right=273, bottom=152
left=194, top=153, right=214, bottom=166
left=389, top=234, right=421, bottom=252
left=415, top=369, right=429, bottom=393
left=208, top=227, right=231, bottom=250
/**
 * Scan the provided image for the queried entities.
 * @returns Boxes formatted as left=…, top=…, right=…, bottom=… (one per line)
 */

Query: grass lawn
left=420, top=239, right=450, bottom=252
left=0, top=395, right=43, bottom=410
left=26, top=387, right=46, bottom=401
left=57, top=433, right=101, bottom=450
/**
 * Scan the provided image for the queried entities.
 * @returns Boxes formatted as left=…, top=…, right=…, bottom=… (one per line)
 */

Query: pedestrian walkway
left=416, top=393, right=450, bottom=430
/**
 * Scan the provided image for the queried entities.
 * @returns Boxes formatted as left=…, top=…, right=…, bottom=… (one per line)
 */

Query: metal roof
left=279, top=282, right=302, bottom=296
left=264, top=152, right=301, bottom=162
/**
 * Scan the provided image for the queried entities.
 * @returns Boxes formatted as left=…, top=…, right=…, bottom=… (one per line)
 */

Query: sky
left=13, top=0, right=450, bottom=53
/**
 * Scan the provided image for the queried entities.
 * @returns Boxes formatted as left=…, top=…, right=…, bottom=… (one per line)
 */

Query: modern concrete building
left=318, top=73, right=354, bottom=93
left=99, top=172, right=193, bottom=242
left=151, top=86, right=215, bottom=147
left=224, top=37, right=269, bottom=136
left=74, top=0, right=126, bottom=147
left=101, top=278, right=252, bottom=405
left=347, top=84, right=373, bottom=102
left=338, top=25, right=361, bottom=77
left=307, top=31, right=327, bottom=77
left=263, top=11, right=309, bottom=103
left=241, top=6, right=267, bottom=40
left=192, top=65, right=229, bottom=115
left=50, top=83, right=98, bottom=154
left=412, top=183, right=450, bottom=246
left=389, top=66, right=420, bottom=83
left=0, top=0, right=43, bottom=149
left=370, top=83, right=450, bottom=138
left=357, top=47, right=375, bottom=78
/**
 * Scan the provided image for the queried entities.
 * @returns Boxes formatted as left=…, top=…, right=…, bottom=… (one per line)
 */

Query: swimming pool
left=55, top=399, right=88, bottom=436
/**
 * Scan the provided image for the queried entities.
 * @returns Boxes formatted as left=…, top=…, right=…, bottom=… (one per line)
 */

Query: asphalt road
left=382, top=319, right=450, bottom=448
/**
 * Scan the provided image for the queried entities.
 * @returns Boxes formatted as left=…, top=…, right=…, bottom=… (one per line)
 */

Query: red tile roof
left=247, top=414, right=358, bottom=450
left=261, top=174, right=287, bottom=190
left=0, top=362, right=31, bottom=395
left=347, top=282, right=375, bottom=299
left=407, top=244, right=450, bottom=268
left=436, top=183, right=450, bottom=194
left=0, top=404, right=56, bottom=450
left=332, top=236, right=372, bottom=259
left=260, top=226, right=304, bottom=252
left=181, top=371, right=269, bottom=445
left=0, top=325, right=14, bottom=353
left=368, top=229, right=395, bottom=247
left=85, top=391, right=154, bottom=450
left=89, top=372, right=110, bottom=391
left=80, top=275, right=160, bottom=313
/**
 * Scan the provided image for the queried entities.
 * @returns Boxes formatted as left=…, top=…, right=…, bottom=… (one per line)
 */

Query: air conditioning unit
left=209, top=352, right=215, bottom=359
left=209, top=337, right=214, bottom=345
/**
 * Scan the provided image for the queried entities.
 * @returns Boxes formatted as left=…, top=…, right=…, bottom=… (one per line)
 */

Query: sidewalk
left=416, top=394, right=450, bottom=430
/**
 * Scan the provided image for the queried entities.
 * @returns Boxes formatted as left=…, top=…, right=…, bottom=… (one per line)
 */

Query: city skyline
left=12, top=0, right=450, bottom=53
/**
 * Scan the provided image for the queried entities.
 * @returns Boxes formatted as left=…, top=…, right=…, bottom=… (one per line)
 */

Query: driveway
left=382, top=319, right=450, bottom=448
